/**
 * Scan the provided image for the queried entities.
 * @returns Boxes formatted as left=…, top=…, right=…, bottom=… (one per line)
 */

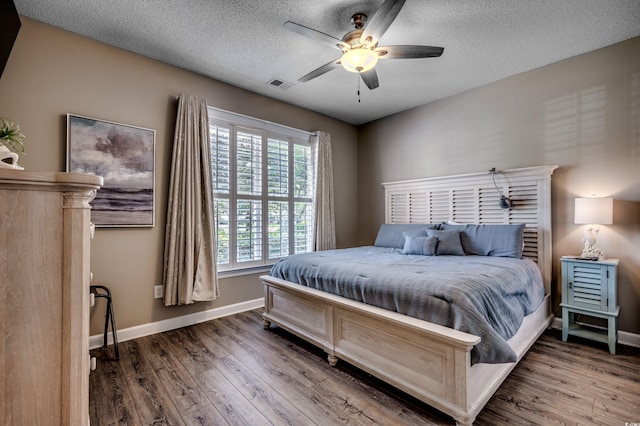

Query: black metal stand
left=90, top=285, right=119, bottom=360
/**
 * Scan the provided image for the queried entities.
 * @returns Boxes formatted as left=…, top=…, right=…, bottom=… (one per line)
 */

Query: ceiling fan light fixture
left=341, top=48, right=378, bottom=73
left=284, top=0, right=444, bottom=88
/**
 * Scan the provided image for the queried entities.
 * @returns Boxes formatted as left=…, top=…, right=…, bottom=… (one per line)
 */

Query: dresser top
left=0, top=168, right=103, bottom=191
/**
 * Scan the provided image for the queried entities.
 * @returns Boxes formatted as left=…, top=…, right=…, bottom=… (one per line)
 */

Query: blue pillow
left=402, top=235, right=438, bottom=256
left=440, top=223, right=525, bottom=258
left=426, top=229, right=465, bottom=256
left=402, top=228, right=429, bottom=239
left=374, top=223, right=439, bottom=248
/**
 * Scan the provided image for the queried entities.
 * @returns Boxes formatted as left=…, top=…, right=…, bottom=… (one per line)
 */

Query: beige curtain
left=311, top=131, right=336, bottom=251
left=163, top=94, right=219, bottom=306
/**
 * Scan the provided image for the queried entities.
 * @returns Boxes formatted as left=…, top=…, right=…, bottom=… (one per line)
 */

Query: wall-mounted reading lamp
left=489, top=168, right=511, bottom=209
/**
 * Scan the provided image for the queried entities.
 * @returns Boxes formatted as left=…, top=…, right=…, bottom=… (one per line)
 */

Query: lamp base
left=581, top=225, right=604, bottom=259
left=580, top=248, right=604, bottom=259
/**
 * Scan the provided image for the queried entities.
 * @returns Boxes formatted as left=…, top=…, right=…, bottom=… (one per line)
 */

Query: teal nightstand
left=560, top=257, right=619, bottom=354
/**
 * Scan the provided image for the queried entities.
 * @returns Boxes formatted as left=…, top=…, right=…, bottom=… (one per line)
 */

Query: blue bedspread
left=269, top=246, right=545, bottom=364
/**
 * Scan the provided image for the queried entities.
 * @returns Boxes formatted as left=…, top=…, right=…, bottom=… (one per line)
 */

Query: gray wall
left=0, top=18, right=359, bottom=334
left=358, top=37, right=640, bottom=334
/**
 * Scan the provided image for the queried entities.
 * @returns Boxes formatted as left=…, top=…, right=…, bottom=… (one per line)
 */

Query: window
left=209, top=108, right=314, bottom=271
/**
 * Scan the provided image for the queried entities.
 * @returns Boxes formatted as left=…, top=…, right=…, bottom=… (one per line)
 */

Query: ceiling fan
left=284, top=0, right=444, bottom=90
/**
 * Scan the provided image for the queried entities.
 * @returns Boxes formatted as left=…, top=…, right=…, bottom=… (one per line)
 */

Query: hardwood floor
left=89, top=309, right=640, bottom=425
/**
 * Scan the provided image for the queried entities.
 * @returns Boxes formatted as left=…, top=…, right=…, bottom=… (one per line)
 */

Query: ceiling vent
left=267, top=78, right=293, bottom=90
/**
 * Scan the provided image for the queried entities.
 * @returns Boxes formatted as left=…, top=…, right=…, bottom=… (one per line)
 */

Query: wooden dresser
left=0, top=169, right=102, bottom=425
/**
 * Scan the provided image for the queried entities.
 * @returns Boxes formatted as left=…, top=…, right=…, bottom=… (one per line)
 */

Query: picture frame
left=66, top=113, right=155, bottom=227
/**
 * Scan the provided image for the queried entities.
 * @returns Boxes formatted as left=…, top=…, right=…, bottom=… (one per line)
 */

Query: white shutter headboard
left=383, top=165, right=558, bottom=293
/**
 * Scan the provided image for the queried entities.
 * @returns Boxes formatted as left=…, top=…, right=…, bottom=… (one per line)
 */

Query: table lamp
left=574, top=197, right=613, bottom=259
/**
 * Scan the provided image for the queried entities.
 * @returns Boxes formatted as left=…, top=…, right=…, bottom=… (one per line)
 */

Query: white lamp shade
left=574, top=197, right=613, bottom=225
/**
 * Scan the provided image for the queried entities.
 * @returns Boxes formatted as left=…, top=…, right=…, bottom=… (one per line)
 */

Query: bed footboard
left=262, top=275, right=482, bottom=425
left=263, top=277, right=336, bottom=357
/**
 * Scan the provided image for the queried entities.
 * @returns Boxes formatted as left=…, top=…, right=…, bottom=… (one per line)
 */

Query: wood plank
left=532, top=337, right=639, bottom=377
left=212, top=353, right=317, bottom=425
left=181, top=322, right=232, bottom=361
left=194, top=366, right=273, bottom=426
left=220, top=312, right=339, bottom=388
left=181, top=404, right=230, bottom=426
left=493, top=376, right=600, bottom=425
left=474, top=329, right=640, bottom=425
left=89, top=348, right=143, bottom=425
left=160, top=327, right=219, bottom=376
left=311, top=366, right=453, bottom=426
left=117, top=340, right=186, bottom=425
left=206, top=315, right=359, bottom=425
left=521, top=345, right=640, bottom=406
left=137, top=333, right=211, bottom=416
left=209, top=313, right=320, bottom=387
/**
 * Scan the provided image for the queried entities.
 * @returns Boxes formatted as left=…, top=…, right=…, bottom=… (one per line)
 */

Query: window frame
left=208, top=107, right=314, bottom=272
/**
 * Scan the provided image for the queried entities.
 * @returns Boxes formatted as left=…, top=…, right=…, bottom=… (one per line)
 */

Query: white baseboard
left=551, top=317, right=640, bottom=349
left=90, top=298, right=264, bottom=350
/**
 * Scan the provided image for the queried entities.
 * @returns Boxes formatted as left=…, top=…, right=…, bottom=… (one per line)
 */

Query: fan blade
left=360, top=69, right=379, bottom=90
left=298, top=58, right=341, bottom=82
left=376, top=45, right=444, bottom=59
left=360, top=0, right=406, bottom=46
left=284, top=21, right=348, bottom=50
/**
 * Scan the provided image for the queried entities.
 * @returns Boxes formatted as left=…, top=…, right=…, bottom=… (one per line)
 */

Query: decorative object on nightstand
left=574, top=197, right=613, bottom=259
left=560, top=257, right=619, bottom=354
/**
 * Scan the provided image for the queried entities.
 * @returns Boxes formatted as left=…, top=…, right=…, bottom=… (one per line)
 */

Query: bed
left=261, top=165, right=558, bottom=425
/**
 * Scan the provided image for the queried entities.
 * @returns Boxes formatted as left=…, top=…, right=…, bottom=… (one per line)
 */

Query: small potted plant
left=0, top=118, right=25, bottom=169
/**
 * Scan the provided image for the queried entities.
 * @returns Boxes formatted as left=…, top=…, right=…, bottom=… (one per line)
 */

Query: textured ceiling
left=14, top=0, right=640, bottom=125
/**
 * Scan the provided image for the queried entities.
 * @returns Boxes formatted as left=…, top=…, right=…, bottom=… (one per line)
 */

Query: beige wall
left=358, top=37, right=640, bottom=334
left=0, top=18, right=359, bottom=334
left=3, top=17, right=639, bottom=338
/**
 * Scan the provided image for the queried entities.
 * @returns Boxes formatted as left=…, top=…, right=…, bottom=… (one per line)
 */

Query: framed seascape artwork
left=67, top=114, right=155, bottom=227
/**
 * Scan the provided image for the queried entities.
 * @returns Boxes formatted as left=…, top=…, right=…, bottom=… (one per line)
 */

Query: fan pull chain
left=357, top=75, right=361, bottom=103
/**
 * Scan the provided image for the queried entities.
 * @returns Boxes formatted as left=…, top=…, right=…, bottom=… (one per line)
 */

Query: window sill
left=217, top=265, right=273, bottom=279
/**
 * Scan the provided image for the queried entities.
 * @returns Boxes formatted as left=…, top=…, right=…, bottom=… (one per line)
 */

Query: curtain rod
left=207, top=105, right=317, bottom=138
left=173, top=95, right=317, bottom=138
